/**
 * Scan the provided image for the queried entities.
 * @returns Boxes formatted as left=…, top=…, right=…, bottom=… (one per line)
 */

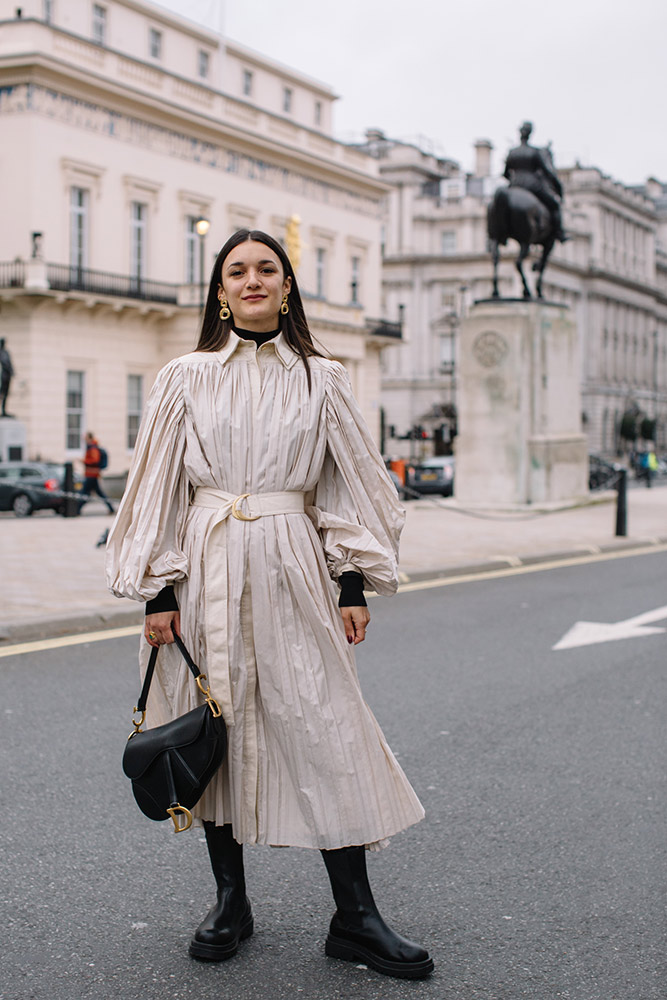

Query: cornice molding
left=0, top=25, right=385, bottom=196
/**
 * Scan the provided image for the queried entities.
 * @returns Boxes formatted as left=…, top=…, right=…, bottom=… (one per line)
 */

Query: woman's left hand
left=340, top=605, right=370, bottom=645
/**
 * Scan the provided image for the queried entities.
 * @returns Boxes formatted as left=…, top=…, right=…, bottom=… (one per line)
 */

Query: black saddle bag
left=122, top=633, right=227, bottom=833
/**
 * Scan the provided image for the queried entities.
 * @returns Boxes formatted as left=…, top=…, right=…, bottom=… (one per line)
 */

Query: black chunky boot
left=189, top=823, right=253, bottom=962
left=321, top=846, right=434, bottom=979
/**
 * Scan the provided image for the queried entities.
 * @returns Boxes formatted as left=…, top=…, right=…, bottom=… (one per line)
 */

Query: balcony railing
left=366, top=318, right=403, bottom=339
left=0, top=261, right=26, bottom=287
left=0, top=260, right=179, bottom=303
left=46, top=264, right=179, bottom=303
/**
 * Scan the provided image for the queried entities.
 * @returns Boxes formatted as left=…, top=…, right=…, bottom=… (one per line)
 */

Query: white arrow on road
left=553, top=605, right=667, bottom=650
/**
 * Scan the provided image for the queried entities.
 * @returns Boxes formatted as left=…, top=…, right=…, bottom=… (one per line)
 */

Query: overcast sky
left=156, top=0, right=666, bottom=187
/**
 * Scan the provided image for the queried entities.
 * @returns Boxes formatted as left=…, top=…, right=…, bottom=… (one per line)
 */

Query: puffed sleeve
left=105, top=360, right=189, bottom=602
left=306, top=362, right=405, bottom=595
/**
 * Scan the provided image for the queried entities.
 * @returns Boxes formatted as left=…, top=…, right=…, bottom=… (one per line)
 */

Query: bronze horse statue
left=487, top=185, right=557, bottom=300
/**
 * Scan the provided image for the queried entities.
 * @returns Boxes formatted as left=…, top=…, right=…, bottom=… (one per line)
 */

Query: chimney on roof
left=645, top=177, right=662, bottom=201
left=473, top=139, right=493, bottom=178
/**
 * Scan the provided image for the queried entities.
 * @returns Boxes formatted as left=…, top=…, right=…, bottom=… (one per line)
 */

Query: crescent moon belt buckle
left=231, top=493, right=261, bottom=521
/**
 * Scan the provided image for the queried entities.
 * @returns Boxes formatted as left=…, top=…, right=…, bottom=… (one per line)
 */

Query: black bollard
left=63, top=461, right=78, bottom=517
left=615, top=467, right=627, bottom=537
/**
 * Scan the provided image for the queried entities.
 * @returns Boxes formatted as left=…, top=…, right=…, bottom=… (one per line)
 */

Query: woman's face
left=219, top=240, right=292, bottom=333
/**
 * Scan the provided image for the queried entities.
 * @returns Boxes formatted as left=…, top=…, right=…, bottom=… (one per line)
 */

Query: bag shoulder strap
left=136, top=633, right=201, bottom=714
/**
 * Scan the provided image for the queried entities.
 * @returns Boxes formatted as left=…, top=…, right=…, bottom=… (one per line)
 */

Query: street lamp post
left=195, top=217, right=210, bottom=309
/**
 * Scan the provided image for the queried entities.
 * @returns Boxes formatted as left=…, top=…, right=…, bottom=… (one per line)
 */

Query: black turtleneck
left=145, top=328, right=366, bottom=615
left=235, top=326, right=280, bottom=346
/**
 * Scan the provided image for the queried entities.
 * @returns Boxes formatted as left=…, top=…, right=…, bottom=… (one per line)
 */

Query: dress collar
left=216, top=330, right=299, bottom=369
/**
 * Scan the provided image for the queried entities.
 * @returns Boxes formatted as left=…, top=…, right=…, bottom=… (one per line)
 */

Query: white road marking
left=0, top=543, right=666, bottom=660
left=553, top=604, right=667, bottom=650
left=390, top=543, right=667, bottom=596
left=0, top=625, right=140, bottom=660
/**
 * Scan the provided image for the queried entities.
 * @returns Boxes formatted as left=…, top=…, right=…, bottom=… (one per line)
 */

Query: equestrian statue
left=487, top=121, right=567, bottom=300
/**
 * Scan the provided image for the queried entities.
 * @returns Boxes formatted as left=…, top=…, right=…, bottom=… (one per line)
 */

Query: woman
left=106, top=229, right=433, bottom=980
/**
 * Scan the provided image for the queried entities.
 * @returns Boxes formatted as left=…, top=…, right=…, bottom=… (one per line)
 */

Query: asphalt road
left=1, top=550, right=666, bottom=1000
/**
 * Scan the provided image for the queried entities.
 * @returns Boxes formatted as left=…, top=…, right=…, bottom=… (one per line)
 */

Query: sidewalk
left=0, top=487, right=665, bottom=643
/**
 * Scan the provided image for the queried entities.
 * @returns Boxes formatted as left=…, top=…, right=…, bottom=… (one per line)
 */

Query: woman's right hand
left=145, top=611, right=180, bottom=647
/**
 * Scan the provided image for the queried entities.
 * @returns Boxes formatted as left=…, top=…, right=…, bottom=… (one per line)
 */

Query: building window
left=149, top=28, right=162, bottom=59
left=315, top=247, right=326, bottom=298
left=601, top=408, right=609, bottom=452
left=66, top=371, right=85, bottom=451
left=130, top=202, right=147, bottom=283
left=185, top=215, right=202, bottom=284
left=69, top=187, right=89, bottom=271
left=283, top=87, right=292, bottom=114
left=441, top=231, right=456, bottom=254
left=422, top=179, right=440, bottom=197
left=43, top=0, right=53, bottom=22
left=440, top=330, right=455, bottom=372
left=198, top=49, right=209, bottom=79
left=314, top=100, right=322, bottom=127
left=127, top=374, right=143, bottom=449
left=350, top=256, right=360, bottom=304
left=92, top=4, right=106, bottom=45
left=242, top=69, right=253, bottom=97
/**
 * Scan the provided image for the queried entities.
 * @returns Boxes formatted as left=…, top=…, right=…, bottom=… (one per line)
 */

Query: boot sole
left=189, top=915, right=254, bottom=962
left=325, top=933, right=434, bottom=980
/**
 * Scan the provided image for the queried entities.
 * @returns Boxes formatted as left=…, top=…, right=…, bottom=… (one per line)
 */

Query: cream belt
left=191, top=486, right=306, bottom=518
left=189, top=487, right=306, bottom=727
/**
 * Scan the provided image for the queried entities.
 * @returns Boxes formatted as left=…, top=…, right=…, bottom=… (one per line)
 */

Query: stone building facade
left=361, top=132, right=667, bottom=460
left=0, top=0, right=396, bottom=470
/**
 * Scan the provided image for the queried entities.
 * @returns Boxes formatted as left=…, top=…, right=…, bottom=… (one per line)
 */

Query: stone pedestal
left=455, top=301, right=587, bottom=505
left=24, top=259, right=49, bottom=291
left=0, top=418, right=27, bottom=461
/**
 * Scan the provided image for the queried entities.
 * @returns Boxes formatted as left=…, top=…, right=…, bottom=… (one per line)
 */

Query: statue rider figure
left=504, top=121, right=567, bottom=242
left=0, top=338, right=14, bottom=417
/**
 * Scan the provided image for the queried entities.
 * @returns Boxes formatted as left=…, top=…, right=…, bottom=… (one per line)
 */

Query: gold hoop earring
left=280, top=294, right=289, bottom=316
left=219, top=297, right=231, bottom=321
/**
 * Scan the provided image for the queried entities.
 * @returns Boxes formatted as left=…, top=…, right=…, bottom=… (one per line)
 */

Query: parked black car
left=0, top=461, right=84, bottom=517
left=407, top=455, right=455, bottom=496
left=588, top=454, right=620, bottom=491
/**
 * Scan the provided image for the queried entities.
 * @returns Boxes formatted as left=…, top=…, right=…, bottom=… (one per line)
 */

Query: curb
left=2, top=535, right=666, bottom=647
left=398, top=535, right=667, bottom=584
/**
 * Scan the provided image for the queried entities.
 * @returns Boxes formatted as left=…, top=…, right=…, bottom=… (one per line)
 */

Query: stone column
left=455, top=300, right=588, bottom=505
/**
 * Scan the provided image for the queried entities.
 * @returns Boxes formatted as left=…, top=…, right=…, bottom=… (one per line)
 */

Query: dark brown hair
left=196, top=229, right=323, bottom=387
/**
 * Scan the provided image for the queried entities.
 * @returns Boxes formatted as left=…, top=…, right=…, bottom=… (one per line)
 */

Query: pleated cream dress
left=106, top=332, right=425, bottom=850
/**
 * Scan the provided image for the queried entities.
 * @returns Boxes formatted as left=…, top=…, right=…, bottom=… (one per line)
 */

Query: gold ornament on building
left=285, top=214, right=302, bottom=272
